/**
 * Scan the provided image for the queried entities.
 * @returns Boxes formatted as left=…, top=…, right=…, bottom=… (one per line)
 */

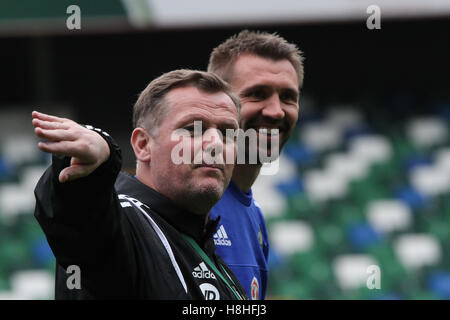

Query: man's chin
left=195, top=181, right=224, bottom=201
left=241, top=146, right=282, bottom=165
left=237, top=134, right=285, bottom=164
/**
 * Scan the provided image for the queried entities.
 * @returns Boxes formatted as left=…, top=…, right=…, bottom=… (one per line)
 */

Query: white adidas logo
left=213, top=225, right=232, bottom=246
left=192, top=262, right=216, bottom=280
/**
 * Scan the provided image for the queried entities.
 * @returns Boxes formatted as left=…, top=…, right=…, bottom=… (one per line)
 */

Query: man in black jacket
left=32, top=69, right=247, bottom=300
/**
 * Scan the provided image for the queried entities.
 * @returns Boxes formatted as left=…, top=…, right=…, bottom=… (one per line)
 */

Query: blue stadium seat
left=276, top=178, right=304, bottom=197
left=31, top=236, right=55, bottom=268
left=428, top=271, right=450, bottom=299
left=343, top=125, right=373, bottom=142
left=395, top=186, right=430, bottom=211
left=282, top=143, right=316, bottom=166
left=404, top=154, right=433, bottom=172
left=0, top=156, right=14, bottom=181
left=347, top=222, right=383, bottom=251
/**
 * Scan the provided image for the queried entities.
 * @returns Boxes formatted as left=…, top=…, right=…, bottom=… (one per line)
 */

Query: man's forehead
left=230, top=54, right=298, bottom=91
left=168, top=86, right=234, bottom=107
left=166, top=86, right=238, bottom=119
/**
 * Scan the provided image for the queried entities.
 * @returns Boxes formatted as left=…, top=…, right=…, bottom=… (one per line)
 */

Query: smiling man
left=207, top=30, right=304, bottom=300
left=33, top=69, right=247, bottom=299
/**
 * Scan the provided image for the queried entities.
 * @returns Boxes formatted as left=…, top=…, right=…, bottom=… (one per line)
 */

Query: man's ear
left=131, top=127, right=152, bottom=162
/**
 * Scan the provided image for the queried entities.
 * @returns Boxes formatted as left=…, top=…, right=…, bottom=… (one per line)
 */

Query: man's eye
left=250, top=90, right=268, bottom=100
left=184, top=126, right=202, bottom=136
left=281, top=95, right=294, bottom=103
left=224, top=135, right=236, bottom=144
left=280, top=91, right=298, bottom=103
left=221, top=129, right=236, bottom=143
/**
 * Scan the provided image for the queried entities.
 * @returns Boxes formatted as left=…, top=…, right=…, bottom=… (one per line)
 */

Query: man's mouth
left=194, top=163, right=225, bottom=171
left=246, top=121, right=286, bottom=137
left=256, top=127, right=281, bottom=137
left=247, top=125, right=284, bottom=142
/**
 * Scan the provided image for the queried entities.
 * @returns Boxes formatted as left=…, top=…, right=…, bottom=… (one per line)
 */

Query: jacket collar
left=115, top=173, right=219, bottom=245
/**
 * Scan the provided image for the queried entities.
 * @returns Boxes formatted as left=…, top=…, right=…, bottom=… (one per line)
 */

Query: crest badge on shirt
left=250, top=276, right=259, bottom=300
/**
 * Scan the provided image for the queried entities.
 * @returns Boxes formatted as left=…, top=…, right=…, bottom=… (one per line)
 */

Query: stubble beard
left=172, top=172, right=226, bottom=215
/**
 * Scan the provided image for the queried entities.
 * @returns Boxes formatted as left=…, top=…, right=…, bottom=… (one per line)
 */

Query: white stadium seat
left=270, top=221, right=314, bottom=256
left=407, top=116, right=448, bottom=148
left=20, top=165, right=48, bottom=192
left=325, top=106, right=364, bottom=130
left=10, top=270, right=54, bottom=300
left=394, top=234, right=441, bottom=270
left=304, top=169, right=348, bottom=202
left=300, top=121, right=343, bottom=153
left=333, top=254, right=379, bottom=290
left=409, top=165, right=450, bottom=197
left=435, top=147, right=450, bottom=174
left=1, top=136, right=41, bottom=166
left=366, top=199, right=412, bottom=233
left=325, top=152, right=369, bottom=183
left=252, top=183, right=287, bottom=218
left=0, top=183, right=36, bottom=223
left=348, top=134, right=392, bottom=166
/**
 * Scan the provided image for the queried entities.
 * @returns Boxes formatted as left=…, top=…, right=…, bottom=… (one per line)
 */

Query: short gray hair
left=133, top=69, right=241, bottom=135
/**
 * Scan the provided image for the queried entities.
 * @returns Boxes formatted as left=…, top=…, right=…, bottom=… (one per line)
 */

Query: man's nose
left=203, top=128, right=224, bottom=156
left=261, top=94, right=285, bottom=120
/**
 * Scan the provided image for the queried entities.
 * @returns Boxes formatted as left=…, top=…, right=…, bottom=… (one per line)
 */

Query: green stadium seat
left=331, top=202, right=366, bottom=228
left=315, top=223, right=346, bottom=256
left=349, top=178, right=390, bottom=208
left=273, top=279, right=315, bottom=300
left=18, top=216, right=43, bottom=241
left=391, top=134, right=416, bottom=156
left=426, top=219, right=450, bottom=243
left=0, top=239, right=31, bottom=272
left=0, top=273, right=10, bottom=291
left=367, top=242, right=408, bottom=291
left=370, top=157, right=401, bottom=185
left=290, top=250, right=332, bottom=280
left=407, top=290, right=438, bottom=300
left=334, top=289, right=367, bottom=300
left=286, top=192, right=317, bottom=219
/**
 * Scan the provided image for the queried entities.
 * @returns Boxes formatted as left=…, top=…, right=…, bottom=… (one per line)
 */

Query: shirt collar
left=115, top=173, right=219, bottom=244
left=228, top=180, right=253, bottom=206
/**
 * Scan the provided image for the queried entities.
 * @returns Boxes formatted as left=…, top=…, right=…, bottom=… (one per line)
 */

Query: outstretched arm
left=32, top=111, right=135, bottom=296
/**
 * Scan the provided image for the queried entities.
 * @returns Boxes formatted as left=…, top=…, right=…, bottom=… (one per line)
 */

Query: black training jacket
left=34, top=127, right=247, bottom=300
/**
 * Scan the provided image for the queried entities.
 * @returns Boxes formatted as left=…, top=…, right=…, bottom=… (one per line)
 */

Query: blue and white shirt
left=209, top=181, right=269, bottom=300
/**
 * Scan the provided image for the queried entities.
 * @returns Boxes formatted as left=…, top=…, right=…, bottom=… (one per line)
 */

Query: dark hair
left=208, top=30, right=304, bottom=88
left=133, top=69, right=241, bottom=134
